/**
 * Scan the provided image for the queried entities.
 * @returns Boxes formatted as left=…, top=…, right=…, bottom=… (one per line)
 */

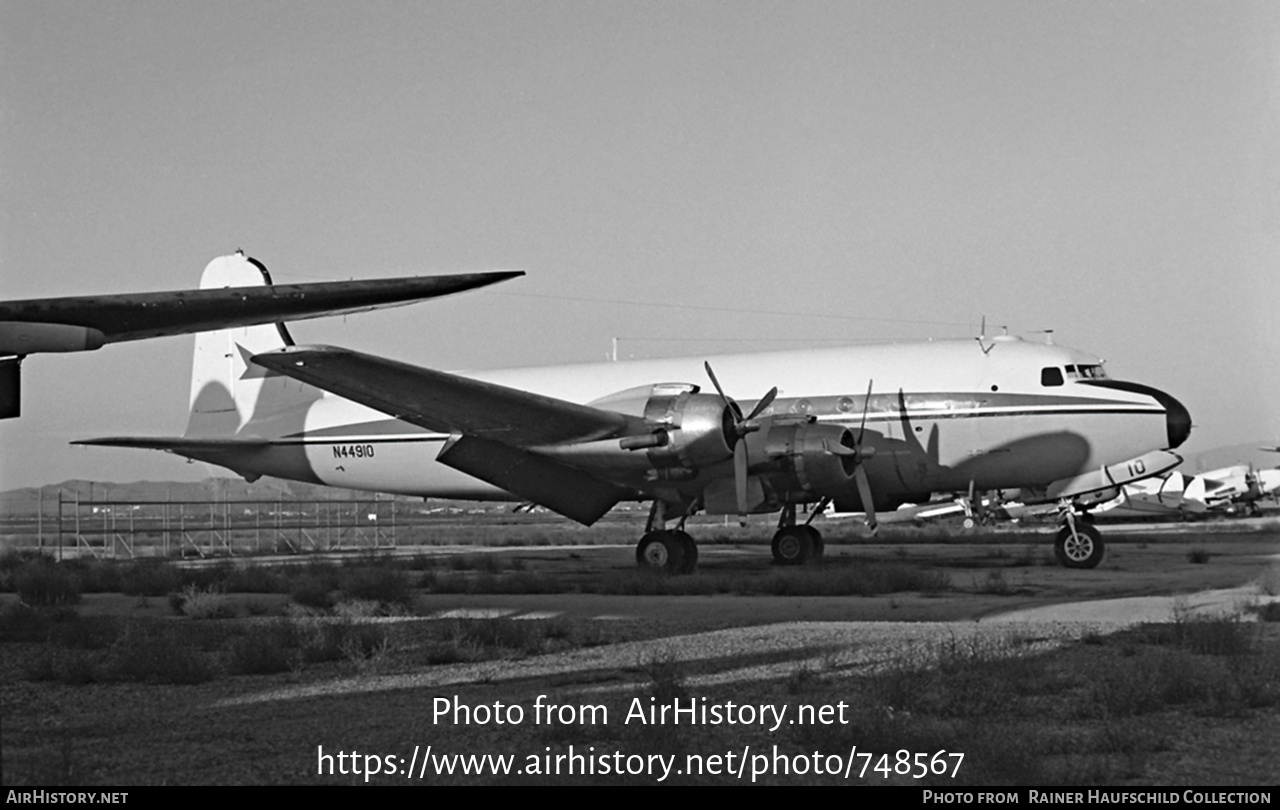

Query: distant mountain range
left=1177, top=441, right=1280, bottom=475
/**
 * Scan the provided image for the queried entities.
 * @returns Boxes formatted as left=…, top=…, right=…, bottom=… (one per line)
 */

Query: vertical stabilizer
left=185, top=253, right=321, bottom=439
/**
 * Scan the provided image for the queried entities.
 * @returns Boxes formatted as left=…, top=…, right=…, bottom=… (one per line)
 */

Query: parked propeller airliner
left=78, top=253, right=1192, bottom=572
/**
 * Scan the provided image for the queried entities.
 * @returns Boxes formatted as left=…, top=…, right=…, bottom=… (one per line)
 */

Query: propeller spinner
left=704, top=362, right=776, bottom=513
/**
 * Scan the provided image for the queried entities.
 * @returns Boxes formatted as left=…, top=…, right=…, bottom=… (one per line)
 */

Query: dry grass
left=2, top=527, right=1279, bottom=785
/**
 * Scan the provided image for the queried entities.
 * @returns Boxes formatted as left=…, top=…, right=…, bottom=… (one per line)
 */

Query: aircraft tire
left=804, top=525, right=824, bottom=561
left=673, top=530, right=698, bottom=574
left=772, top=526, right=815, bottom=566
left=1053, top=523, right=1105, bottom=569
left=636, top=531, right=686, bottom=574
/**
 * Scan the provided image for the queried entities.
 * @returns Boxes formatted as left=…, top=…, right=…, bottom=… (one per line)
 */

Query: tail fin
left=186, top=253, right=321, bottom=439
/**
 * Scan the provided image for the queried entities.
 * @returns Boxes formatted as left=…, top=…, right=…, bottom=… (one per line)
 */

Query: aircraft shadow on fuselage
left=183, top=378, right=324, bottom=484
left=860, top=422, right=1091, bottom=509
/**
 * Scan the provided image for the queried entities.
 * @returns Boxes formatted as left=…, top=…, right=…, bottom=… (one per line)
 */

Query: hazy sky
left=2, top=1, right=1278, bottom=490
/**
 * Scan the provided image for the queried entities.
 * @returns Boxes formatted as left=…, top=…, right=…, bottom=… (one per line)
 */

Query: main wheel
left=1053, top=522, right=1105, bottom=569
left=636, top=531, right=686, bottom=574
left=672, top=530, right=698, bottom=574
left=772, top=526, right=815, bottom=566
left=803, top=525, right=824, bottom=561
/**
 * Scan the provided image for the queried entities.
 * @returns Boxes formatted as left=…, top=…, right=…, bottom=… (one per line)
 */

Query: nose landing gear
left=1054, top=504, right=1104, bottom=568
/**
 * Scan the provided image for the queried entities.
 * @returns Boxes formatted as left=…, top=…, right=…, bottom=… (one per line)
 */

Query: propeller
left=704, top=362, right=777, bottom=513
left=853, top=380, right=878, bottom=534
left=773, top=378, right=879, bottom=533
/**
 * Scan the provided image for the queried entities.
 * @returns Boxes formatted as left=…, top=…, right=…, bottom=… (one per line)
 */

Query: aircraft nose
left=1083, top=379, right=1191, bottom=449
left=1158, top=390, right=1192, bottom=449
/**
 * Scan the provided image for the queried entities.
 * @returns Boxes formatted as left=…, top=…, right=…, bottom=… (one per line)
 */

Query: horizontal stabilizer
left=251, top=345, right=648, bottom=446
left=438, top=435, right=627, bottom=525
left=72, top=437, right=275, bottom=479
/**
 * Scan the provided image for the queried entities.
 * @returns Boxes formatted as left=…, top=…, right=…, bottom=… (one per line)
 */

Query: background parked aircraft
left=1082, top=463, right=1280, bottom=520
left=0, top=252, right=520, bottom=419
left=1180, top=464, right=1280, bottom=515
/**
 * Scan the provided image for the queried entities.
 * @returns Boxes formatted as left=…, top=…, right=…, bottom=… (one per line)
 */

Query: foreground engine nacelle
left=589, top=383, right=737, bottom=481
left=631, top=389, right=736, bottom=480
left=542, top=385, right=734, bottom=484
left=748, top=421, right=859, bottom=502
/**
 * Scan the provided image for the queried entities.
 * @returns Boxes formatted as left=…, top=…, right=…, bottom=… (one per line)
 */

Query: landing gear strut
left=1054, top=502, right=1104, bottom=569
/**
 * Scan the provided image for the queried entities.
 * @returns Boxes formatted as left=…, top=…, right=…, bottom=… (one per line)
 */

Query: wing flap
left=250, top=345, right=648, bottom=446
left=438, top=435, right=627, bottom=525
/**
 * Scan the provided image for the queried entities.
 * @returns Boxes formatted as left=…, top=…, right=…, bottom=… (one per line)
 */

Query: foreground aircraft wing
left=0, top=270, right=523, bottom=352
left=0, top=257, right=521, bottom=419
left=250, top=345, right=650, bottom=523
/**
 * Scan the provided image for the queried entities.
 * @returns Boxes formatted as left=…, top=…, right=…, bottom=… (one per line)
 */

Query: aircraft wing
left=250, top=345, right=649, bottom=446
left=250, top=345, right=647, bottom=523
left=0, top=271, right=522, bottom=353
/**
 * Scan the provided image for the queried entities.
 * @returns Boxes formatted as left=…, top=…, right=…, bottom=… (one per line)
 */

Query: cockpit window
left=1066, top=364, right=1107, bottom=380
left=1040, top=367, right=1064, bottom=387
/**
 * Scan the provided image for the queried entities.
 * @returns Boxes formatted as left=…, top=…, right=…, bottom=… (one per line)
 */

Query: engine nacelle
left=590, top=383, right=736, bottom=479
left=0, top=322, right=107, bottom=354
left=638, top=390, right=735, bottom=477
left=748, top=421, right=858, bottom=501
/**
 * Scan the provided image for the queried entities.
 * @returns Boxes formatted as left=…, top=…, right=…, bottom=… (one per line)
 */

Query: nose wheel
left=1053, top=519, right=1104, bottom=569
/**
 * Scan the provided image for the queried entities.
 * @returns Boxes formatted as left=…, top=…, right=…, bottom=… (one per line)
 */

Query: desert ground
left=2, top=519, right=1278, bottom=786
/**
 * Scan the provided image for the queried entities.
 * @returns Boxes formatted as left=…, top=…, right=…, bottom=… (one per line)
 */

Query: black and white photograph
left=1, top=0, right=1277, bottom=791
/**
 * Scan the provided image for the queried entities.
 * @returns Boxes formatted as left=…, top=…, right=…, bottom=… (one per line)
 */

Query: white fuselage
left=239, top=336, right=1186, bottom=511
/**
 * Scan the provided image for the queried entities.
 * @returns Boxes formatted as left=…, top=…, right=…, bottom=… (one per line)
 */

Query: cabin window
left=1041, top=367, right=1064, bottom=387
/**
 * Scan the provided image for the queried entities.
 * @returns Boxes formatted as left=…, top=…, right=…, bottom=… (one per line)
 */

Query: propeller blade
left=744, top=387, right=778, bottom=422
left=857, top=379, right=874, bottom=446
left=855, top=465, right=878, bottom=535
left=704, top=362, right=730, bottom=406
left=734, top=440, right=749, bottom=513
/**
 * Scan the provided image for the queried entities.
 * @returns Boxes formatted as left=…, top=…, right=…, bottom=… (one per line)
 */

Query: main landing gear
left=1053, top=503, right=1104, bottom=569
left=634, top=501, right=834, bottom=574
left=771, top=503, right=825, bottom=566
left=635, top=501, right=699, bottom=574
left=636, top=530, right=698, bottom=575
